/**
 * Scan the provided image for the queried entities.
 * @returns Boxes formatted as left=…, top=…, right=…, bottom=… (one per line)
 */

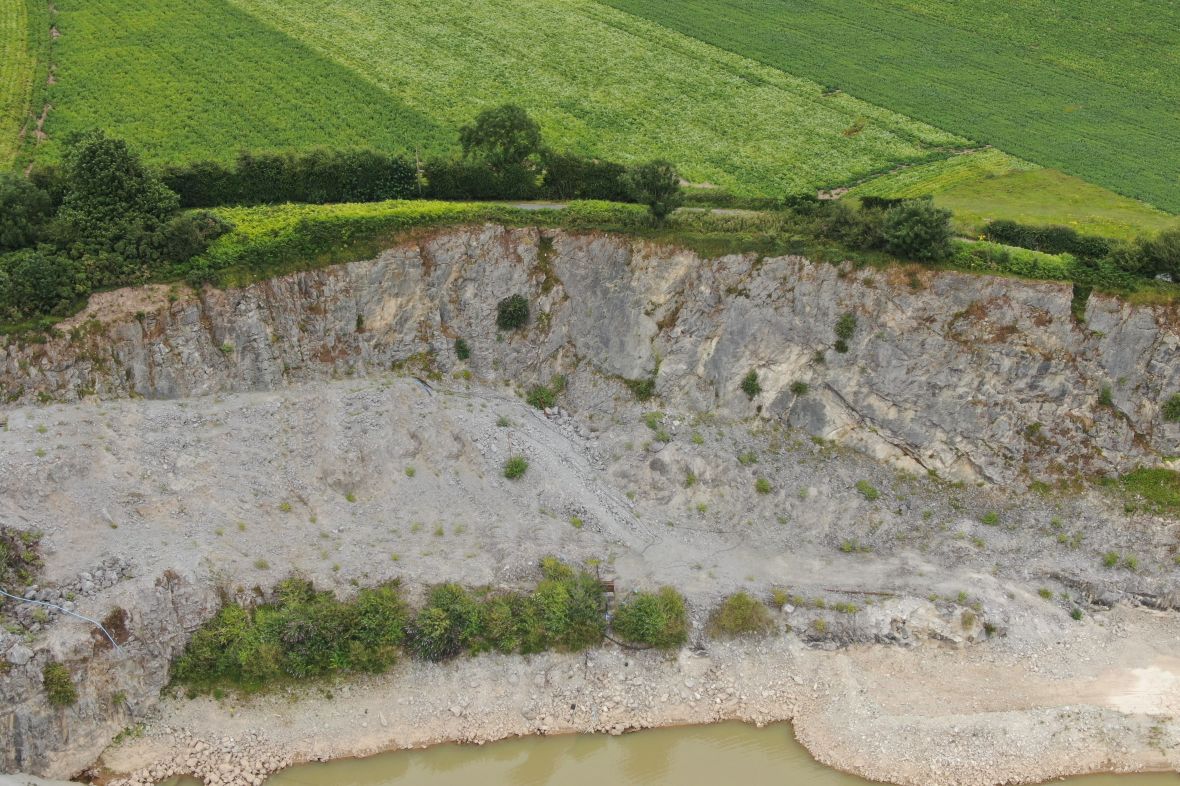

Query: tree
left=624, top=160, right=683, bottom=222
left=881, top=200, right=953, bottom=261
left=612, top=587, right=688, bottom=649
left=0, top=174, right=53, bottom=252
left=459, top=105, right=543, bottom=170
left=51, top=130, right=181, bottom=283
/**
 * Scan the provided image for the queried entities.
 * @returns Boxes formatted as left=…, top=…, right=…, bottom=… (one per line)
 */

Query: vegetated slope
left=38, top=0, right=443, bottom=164
left=39, top=0, right=967, bottom=195
left=0, top=0, right=42, bottom=165
left=599, top=0, right=1180, bottom=213
left=850, top=151, right=1180, bottom=240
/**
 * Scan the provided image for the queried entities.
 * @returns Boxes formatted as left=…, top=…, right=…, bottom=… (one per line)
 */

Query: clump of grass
left=1070, top=608, right=1084, bottom=621
left=1098, top=385, right=1113, bottom=407
left=1102, top=551, right=1121, bottom=568
left=345, top=491, right=357, bottom=503
left=707, top=592, right=774, bottom=638
left=1110, top=468, right=1180, bottom=516
left=1122, top=554, right=1140, bottom=571
left=278, top=502, right=292, bottom=513
left=789, top=381, right=809, bottom=396
left=644, top=411, right=663, bottom=430
left=839, top=538, right=871, bottom=554
left=404, top=466, right=416, bottom=478
left=737, top=451, right=758, bottom=466
left=1037, top=587, right=1053, bottom=599
left=855, top=480, right=880, bottom=501
left=834, top=312, right=856, bottom=353
left=454, top=337, right=471, bottom=361
left=832, top=601, right=859, bottom=614
left=503, top=456, right=529, bottom=480
left=496, top=415, right=511, bottom=428
left=980, top=511, right=1000, bottom=526
left=770, top=588, right=790, bottom=609
left=740, top=370, right=761, bottom=399
left=684, top=471, right=697, bottom=488
left=960, top=610, right=977, bottom=629
left=755, top=478, right=772, bottom=494
left=254, top=559, right=270, bottom=570
left=569, top=516, right=584, bottom=529
left=690, top=431, right=704, bottom=445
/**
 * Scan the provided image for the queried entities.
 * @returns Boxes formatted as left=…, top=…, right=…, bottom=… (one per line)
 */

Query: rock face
left=0, top=571, right=215, bottom=777
left=3, top=225, right=1175, bottom=483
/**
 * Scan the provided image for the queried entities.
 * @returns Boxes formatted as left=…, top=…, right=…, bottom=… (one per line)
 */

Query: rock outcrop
left=2, top=225, right=1175, bottom=483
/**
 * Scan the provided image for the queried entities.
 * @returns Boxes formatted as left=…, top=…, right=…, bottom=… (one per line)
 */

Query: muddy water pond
left=165, top=721, right=1177, bottom=786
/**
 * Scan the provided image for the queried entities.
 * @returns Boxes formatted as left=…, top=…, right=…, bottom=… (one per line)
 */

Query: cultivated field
left=851, top=151, right=1180, bottom=239
left=602, top=0, right=1180, bottom=212
left=0, top=0, right=42, bottom=166
left=38, top=0, right=966, bottom=195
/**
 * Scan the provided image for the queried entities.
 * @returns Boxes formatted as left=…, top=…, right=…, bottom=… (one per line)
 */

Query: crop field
left=36, top=0, right=967, bottom=196
left=38, top=0, right=444, bottom=164
left=600, top=0, right=1180, bottom=213
left=850, top=151, right=1178, bottom=240
left=0, top=0, right=43, bottom=166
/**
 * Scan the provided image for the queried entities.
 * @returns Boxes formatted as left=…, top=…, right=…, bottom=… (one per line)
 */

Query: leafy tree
left=0, top=174, right=53, bottom=252
left=51, top=130, right=181, bottom=284
left=624, top=160, right=683, bottom=221
left=881, top=200, right=953, bottom=261
left=459, top=105, right=543, bottom=170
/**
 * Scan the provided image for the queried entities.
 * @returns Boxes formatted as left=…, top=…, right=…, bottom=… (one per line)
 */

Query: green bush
left=1163, top=394, right=1180, bottom=423
left=540, top=151, right=630, bottom=202
left=740, top=370, right=761, bottom=399
left=624, top=160, right=683, bottom=222
left=172, top=578, right=409, bottom=690
left=43, top=662, right=78, bottom=707
left=496, top=294, right=530, bottom=330
left=503, top=455, right=529, bottom=479
left=612, top=587, right=688, bottom=649
left=454, top=337, right=471, bottom=361
left=790, top=381, right=809, bottom=396
left=983, top=220, right=1111, bottom=260
left=0, top=527, right=42, bottom=586
left=526, top=385, right=557, bottom=409
left=835, top=312, right=857, bottom=342
left=411, top=583, right=482, bottom=661
left=882, top=200, right=953, bottom=261
left=707, top=592, right=774, bottom=638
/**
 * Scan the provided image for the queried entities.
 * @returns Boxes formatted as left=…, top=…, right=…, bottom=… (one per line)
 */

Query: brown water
left=165, top=721, right=1178, bottom=786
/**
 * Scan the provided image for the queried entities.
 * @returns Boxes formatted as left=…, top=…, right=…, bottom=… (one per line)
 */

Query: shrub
left=755, top=478, right=772, bottom=495
left=612, top=587, right=688, bottom=649
left=43, top=662, right=78, bottom=707
left=983, top=220, right=1111, bottom=260
left=1137, top=229, right=1180, bottom=279
left=1163, top=394, right=1180, bottom=423
left=1102, top=551, right=1120, bottom=568
left=624, top=160, right=683, bottom=222
left=540, top=151, right=630, bottom=201
left=625, top=377, right=656, bottom=401
left=855, top=480, right=880, bottom=501
left=411, top=583, right=482, bottom=661
left=454, top=338, right=471, bottom=361
left=707, top=592, right=774, bottom=638
left=0, top=247, right=87, bottom=322
left=790, top=381, right=809, bottom=396
left=740, top=370, right=761, bottom=399
left=496, top=294, right=530, bottom=330
left=164, top=149, right=418, bottom=207
left=423, top=158, right=539, bottom=201
left=1098, top=385, right=1114, bottom=407
left=0, top=527, right=42, bottom=586
left=526, top=384, right=557, bottom=409
left=503, top=455, right=529, bottom=479
left=517, top=557, right=606, bottom=652
left=881, top=200, right=953, bottom=261
left=980, top=511, right=1000, bottom=526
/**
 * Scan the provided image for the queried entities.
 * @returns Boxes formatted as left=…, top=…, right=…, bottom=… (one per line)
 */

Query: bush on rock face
left=707, top=591, right=774, bottom=638
left=496, top=294, right=530, bottom=330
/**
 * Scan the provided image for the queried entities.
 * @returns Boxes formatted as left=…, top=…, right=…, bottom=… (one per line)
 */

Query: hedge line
left=174, top=560, right=691, bottom=693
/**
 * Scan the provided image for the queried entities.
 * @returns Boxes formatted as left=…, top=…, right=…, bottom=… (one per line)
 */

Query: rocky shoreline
left=97, top=604, right=1179, bottom=786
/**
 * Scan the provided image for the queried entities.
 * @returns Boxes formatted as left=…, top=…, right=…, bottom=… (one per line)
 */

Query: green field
left=0, top=0, right=42, bottom=165
left=37, top=0, right=967, bottom=195
left=599, top=0, right=1180, bottom=213
left=850, top=151, right=1180, bottom=240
